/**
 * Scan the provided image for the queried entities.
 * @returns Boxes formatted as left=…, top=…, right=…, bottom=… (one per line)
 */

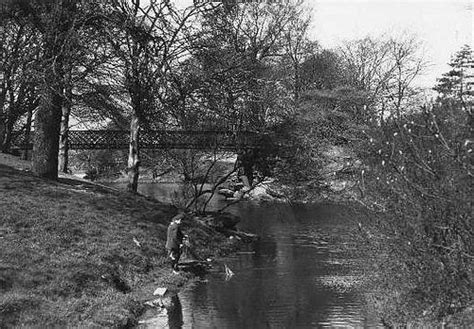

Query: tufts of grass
left=0, top=163, right=235, bottom=327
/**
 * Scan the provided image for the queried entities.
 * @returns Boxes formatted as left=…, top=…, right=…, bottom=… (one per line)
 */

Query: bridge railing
left=11, top=130, right=262, bottom=150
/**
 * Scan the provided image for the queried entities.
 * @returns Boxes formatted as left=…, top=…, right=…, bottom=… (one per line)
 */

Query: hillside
left=0, top=154, right=238, bottom=327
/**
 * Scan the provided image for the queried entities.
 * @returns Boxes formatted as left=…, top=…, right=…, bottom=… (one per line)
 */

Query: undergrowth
left=357, top=101, right=473, bottom=327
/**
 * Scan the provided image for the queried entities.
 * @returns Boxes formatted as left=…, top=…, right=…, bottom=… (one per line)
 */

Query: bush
left=358, top=100, right=473, bottom=325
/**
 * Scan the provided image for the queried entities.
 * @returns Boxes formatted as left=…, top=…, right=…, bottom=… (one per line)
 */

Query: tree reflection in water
left=167, top=293, right=183, bottom=329
left=177, top=203, right=381, bottom=328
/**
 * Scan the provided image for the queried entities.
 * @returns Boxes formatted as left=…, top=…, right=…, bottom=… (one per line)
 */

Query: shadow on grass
left=0, top=164, right=43, bottom=190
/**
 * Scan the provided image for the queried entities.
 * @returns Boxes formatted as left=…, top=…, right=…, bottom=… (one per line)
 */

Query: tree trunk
left=0, top=68, right=8, bottom=150
left=32, top=40, right=63, bottom=178
left=32, top=34, right=63, bottom=178
left=2, top=116, right=14, bottom=153
left=30, top=0, right=76, bottom=179
left=1, top=88, right=15, bottom=153
left=58, top=68, right=71, bottom=173
left=127, top=114, right=140, bottom=192
left=58, top=102, right=70, bottom=173
left=0, top=120, right=5, bottom=151
left=21, top=107, right=33, bottom=160
left=32, top=79, right=63, bottom=179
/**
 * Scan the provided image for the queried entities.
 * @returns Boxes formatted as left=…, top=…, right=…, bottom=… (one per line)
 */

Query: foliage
left=270, top=87, right=367, bottom=199
left=268, top=42, right=372, bottom=199
left=149, top=1, right=313, bottom=201
left=187, top=1, right=304, bottom=132
left=272, top=41, right=471, bottom=325
left=299, top=49, right=348, bottom=91
left=358, top=98, right=473, bottom=324
left=433, top=44, right=474, bottom=110
left=271, top=34, right=428, bottom=202
left=69, top=149, right=126, bottom=179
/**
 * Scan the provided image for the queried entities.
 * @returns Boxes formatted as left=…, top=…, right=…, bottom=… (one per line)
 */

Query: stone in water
left=153, top=287, right=167, bottom=296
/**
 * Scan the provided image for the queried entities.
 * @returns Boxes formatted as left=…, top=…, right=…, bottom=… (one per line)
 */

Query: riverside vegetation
left=1, top=0, right=472, bottom=327
left=0, top=154, right=247, bottom=327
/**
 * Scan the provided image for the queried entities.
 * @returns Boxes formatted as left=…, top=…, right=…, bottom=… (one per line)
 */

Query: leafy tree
left=434, top=44, right=473, bottom=113
left=299, top=49, right=348, bottom=91
left=270, top=46, right=368, bottom=198
left=194, top=1, right=305, bottom=131
left=190, top=1, right=308, bottom=184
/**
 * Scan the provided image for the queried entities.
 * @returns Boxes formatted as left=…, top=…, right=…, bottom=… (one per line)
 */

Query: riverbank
left=0, top=154, right=247, bottom=327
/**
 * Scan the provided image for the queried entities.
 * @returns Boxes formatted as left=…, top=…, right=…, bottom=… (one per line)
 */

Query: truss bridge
left=12, top=130, right=263, bottom=150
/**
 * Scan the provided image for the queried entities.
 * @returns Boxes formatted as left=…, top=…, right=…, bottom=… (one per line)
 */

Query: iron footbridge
left=12, top=130, right=263, bottom=150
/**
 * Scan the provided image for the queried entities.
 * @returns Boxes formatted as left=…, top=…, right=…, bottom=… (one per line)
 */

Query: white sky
left=309, top=0, right=473, bottom=87
left=174, top=0, right=473, bottom=88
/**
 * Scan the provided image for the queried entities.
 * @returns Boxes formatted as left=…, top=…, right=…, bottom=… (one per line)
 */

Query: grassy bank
left=0, top=155, right=241, bottom=327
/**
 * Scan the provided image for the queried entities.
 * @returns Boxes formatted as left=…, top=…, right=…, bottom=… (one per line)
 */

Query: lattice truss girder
left=12, top=130, right=261, bottom=150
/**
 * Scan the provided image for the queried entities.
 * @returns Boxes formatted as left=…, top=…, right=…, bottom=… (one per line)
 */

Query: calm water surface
left=111, top=183, right=381, bottom=328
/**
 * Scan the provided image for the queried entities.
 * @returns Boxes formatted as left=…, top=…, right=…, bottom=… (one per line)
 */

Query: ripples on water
left=126, top=185, right=381, bottom=328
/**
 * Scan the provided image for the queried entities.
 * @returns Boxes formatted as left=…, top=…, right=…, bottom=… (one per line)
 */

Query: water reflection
left=175, top=202, right=381, bottom=328
left=138, top=293, right=183, bottom=328
left=167, top=294, right=183, bottom=329
left=117, top=181, right=381, bottom=328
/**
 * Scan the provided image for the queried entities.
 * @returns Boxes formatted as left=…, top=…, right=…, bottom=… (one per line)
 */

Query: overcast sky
left=310, top=0, right=473, bottom=87
left=174, top=0, right=472, bottom=88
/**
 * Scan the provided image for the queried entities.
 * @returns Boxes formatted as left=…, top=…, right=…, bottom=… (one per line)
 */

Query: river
left=110, top=183, right=381, bottom=328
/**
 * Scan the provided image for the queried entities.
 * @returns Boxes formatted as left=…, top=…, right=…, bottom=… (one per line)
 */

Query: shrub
left=358, top=100, right=473, bottom=325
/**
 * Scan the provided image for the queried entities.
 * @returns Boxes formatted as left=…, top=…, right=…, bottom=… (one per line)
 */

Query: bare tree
left=281, top=6, right=316, bottom=103
left=384, top=35, right=427, bottom=118
left=9, top=0, right=102, bottom=178
left=57, top=16, right=122, bottom=173
left=0, top=13, right=41, bottom=153
left=102, top=0, right=205, bottom=192
left=338, top=34, right=427, bottom=122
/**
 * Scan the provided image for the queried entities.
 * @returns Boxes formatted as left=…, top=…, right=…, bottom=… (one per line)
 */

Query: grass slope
left=0, top=160, right=237, bottom=327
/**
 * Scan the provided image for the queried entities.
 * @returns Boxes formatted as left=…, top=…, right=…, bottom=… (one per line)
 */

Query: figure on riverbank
left=166, top=213, right=185, bottom=274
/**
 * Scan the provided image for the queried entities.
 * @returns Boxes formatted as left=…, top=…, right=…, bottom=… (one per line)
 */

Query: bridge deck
left=12, top=130, right=262, bottom=150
